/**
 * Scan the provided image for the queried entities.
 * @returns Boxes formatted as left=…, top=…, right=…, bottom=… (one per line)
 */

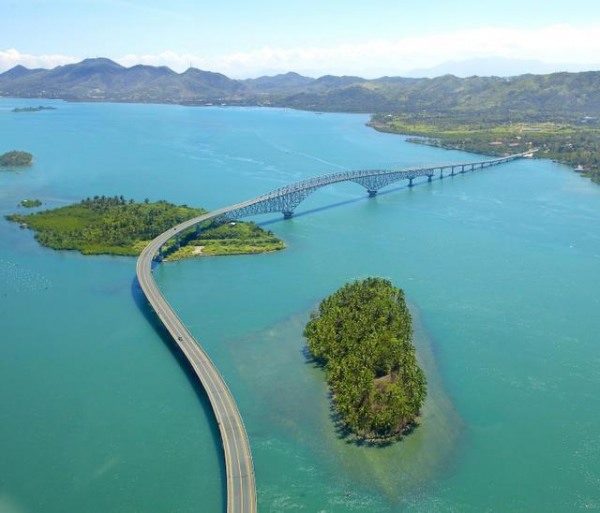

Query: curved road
left=136, top=205, right=258, bottom=513
left=136, top=153, right=526, bottom=513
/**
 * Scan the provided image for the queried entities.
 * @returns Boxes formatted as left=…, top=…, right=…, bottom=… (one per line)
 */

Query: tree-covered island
left=304, top=278, right=426, bottom=442
left=6, top=196, right=284, bottom=258
left=0, top=151, right=33, bottom=167
left=20, top=199, right=42, bottom=208
left=12, top=106, right=56, bottom=113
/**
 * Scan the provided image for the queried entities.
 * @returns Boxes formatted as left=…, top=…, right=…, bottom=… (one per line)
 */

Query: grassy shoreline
left=6, top=197, right=284, bottom=259
left=164, top=222, right=285, bottom=260
left=369, top=115, right=600, bottom=184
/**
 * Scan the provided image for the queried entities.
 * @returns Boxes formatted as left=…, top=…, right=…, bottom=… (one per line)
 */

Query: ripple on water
left=0, top=258, right=52, bottom=295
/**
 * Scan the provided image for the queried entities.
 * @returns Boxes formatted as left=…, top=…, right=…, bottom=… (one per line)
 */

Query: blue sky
left=2, top=0, right=600, bottom=77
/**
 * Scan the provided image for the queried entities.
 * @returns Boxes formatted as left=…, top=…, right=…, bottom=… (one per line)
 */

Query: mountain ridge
left=1, top=57, right=599, bottom=119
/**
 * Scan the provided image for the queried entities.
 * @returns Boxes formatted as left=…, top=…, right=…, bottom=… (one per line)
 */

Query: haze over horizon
left=2, top=0, right=600, bottom=78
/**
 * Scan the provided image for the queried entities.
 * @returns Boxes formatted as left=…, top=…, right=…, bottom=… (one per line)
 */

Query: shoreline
left=367, top=119, right=599, bottom=184
left=164, top=244, right=285, bottom=261
left=0, top=94, right=375, bottom=114
left=6, top=92, right=592, bottom=182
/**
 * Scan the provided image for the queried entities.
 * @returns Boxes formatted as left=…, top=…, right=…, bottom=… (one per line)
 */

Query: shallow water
left=1, top=99, right=599, bottom=512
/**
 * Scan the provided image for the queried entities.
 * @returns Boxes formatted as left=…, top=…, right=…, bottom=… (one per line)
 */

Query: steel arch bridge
left=215, top=152, right=526, bottom=221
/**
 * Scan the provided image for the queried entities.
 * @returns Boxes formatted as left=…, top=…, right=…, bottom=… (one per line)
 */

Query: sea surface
left=1, top=98, right=599, bottom=513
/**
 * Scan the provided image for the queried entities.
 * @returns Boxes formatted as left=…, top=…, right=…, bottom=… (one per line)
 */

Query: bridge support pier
left=427, top=174, right=433, bottom=182
left=367, top=190, right=378, bottom=197
left=440, top=169, right=444, bottom=179
left=460, top=165, right=465, bottom=173
left=283, top=210, right=294, bottom=219
left=408, top=177, right=414, bottom=187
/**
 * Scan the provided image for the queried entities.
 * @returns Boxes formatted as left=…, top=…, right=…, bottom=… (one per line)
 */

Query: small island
left=20, top=199, right=42, bottom=208
left=12, top=106, right=56, bottom=113
left=6, top=195, right=284, bottom=258
left=0, top=151, right=33, bottom=167
left=304, top=278, right=426, bottom=442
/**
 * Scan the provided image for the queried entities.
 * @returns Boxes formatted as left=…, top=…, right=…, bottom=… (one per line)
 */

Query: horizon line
left=3, top=56, right=600, bottom=81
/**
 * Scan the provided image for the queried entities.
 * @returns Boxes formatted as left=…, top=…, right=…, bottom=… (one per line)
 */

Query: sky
left=2, top=0, right=600, bottom=77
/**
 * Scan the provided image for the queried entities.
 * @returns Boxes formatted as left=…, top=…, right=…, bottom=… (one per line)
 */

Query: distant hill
left=243, top=72, right=315, bottom=94
left=1, top=58, right=599, bottom=119
left=0, top=58, right=245, bottom=103
left=404, top=57, right=582, bottom=78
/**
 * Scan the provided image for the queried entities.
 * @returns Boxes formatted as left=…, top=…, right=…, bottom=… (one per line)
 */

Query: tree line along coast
left=369, top=114, right=600, bottom=184
left=6, top=196, right=284, bottom=259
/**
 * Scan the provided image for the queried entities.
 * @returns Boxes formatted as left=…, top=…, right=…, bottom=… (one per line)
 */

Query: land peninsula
left=370, top=114, right=600, bottom=184
left=6, top=196, right=284, bottom=258
left=0, top=151, right=33, bottom=167
left=304, top=278, right=426, bottom=441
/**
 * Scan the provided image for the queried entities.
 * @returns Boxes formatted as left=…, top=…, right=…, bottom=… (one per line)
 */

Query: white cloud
left=118, top=51, right=200, bottom=71
left=0, top=48, right=77, bottom=72
left=3, top=24, right=600, bottom=77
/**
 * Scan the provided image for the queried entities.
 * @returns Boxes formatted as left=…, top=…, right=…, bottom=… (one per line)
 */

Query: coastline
left=0, top=93, right=375, bottom=114
left=7, top=92, right=593, bottom=182
left=164, top=243, right=285, bottom=261
left=367, top=119, right=599, bottom=184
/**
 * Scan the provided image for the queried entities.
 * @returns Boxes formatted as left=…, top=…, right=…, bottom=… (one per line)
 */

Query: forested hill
left=1, top=58, right=599, bottom=120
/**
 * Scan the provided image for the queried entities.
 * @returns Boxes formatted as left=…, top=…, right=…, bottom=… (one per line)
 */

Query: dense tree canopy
left=304, top=278, right=426, bottom=440
left=20, top=199, right=42, bottom=208
left=6, top=196, right=284, bottom=258
left=0, top=151, right=32, bottom=167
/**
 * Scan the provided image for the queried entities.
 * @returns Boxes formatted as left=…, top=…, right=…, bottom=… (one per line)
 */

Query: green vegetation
left=20, top=199, right=42, bottom=208
left=304, top=278, right=426, bottom=441
left=166, top=221, right=284, bottom=260
left=5, top=196, right=284, bottom=258
left=12, top=106, right=56, bottom=113
left=3, top=59, right=600, bottom=119
left=0, top=151, right=33, bottom=167
left=370, top=114, right=600, bottom=184
left=3, top=61, right=600, bottom=180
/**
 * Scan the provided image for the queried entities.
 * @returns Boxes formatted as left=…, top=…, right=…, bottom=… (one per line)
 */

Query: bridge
left=135, top=152, right=526, bottom=513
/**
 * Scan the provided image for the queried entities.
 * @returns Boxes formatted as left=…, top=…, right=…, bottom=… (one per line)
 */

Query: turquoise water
left=1, top=98, right=600, bottom=513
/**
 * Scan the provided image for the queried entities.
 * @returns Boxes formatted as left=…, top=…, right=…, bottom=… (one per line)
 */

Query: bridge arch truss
left=220, top=153, right=524, bottom=221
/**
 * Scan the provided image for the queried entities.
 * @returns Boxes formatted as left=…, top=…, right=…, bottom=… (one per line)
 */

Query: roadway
left=136, top=208, right=257, bottom=513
